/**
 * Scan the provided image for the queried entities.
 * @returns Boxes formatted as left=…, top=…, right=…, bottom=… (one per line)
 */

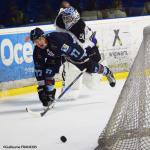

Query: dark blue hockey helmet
left=30, top=27, right=44, bottom=42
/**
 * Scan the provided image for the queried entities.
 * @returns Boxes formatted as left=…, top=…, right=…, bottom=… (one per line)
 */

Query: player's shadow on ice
left=54, top=101, right=104, bottom=112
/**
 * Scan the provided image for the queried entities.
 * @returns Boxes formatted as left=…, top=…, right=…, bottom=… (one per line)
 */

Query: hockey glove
left=86, top=46, right=101, bottom=62
left=37, top=85, right=56, bottom=106
left=37, top=86, right=48, bottom=106
left=45, top=86, right=56, bottom=103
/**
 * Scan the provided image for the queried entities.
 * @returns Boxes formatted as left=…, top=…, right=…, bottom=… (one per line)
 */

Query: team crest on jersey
left=61, top=44, right=69, bottom=52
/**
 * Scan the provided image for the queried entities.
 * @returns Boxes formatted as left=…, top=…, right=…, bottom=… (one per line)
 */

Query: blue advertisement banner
left=0, top=28, right=55, bottom=83
left=0, top=32, right=35, bottom=82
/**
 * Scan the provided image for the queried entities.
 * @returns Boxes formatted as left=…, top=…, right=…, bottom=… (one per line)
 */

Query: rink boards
left=0, top=16, right=150, bottom=98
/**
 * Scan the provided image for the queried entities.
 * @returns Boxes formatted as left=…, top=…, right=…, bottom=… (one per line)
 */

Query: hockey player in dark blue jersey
left=30, top=27, right=116, bottom=108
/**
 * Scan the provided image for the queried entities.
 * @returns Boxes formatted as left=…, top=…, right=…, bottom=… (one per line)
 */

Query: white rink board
left=86, top=16, right=150, bottom=72
left=0, top=16, right=150, bottom=90
left=1, top=16, right=150, bottom=71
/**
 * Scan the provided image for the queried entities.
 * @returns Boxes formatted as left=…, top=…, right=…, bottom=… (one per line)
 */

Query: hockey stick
left=40, top=68, right=86, bottom=116
left=26, top=68, right=86, bottom=117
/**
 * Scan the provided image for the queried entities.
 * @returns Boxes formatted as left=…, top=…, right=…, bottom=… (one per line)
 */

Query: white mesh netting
left=95, top=26, right=150, bottom=150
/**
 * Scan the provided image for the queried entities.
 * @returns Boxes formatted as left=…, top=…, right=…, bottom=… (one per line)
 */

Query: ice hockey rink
left=0, top=80, right=125, bottom=150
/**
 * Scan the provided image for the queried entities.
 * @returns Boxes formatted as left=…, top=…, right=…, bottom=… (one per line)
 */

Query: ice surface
left=0, top=80, right=125, bottom=150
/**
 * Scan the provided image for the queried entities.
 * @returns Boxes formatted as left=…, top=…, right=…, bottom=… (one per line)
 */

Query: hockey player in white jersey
left=55, top=1, right=110, bottom=91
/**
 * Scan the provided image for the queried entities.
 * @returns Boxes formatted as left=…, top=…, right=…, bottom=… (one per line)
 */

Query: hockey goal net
left=95, top=26, right=150, bottom=150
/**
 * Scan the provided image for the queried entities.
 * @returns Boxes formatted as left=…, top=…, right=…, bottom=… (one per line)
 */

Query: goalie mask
left=62, top=7, right=80, bottom=30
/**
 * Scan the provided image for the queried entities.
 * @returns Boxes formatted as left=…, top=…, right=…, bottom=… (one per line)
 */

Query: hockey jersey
left=33, top=32, right=88, bottom=85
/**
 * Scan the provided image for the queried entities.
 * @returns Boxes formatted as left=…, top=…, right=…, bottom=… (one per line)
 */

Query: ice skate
left=105, top=68, right=116, bottom=87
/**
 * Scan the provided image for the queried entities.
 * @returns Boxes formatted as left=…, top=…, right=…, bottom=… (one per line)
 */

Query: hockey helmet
left=30, top=27, right=44, bottom=42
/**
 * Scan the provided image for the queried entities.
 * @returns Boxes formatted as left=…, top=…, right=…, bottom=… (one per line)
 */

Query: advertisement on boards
left=101, top=24, right=132, bottom=72
left=0, top=32, right=34, bottom=82
left=0, top=27, right=55, bottom=83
